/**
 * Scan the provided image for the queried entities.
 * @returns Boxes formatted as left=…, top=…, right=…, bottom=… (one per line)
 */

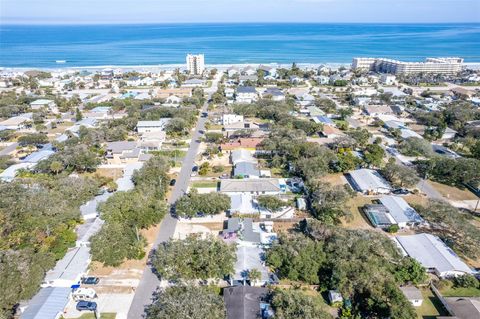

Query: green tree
left=381, top=159, right=420, bottom=188
left=146, top=285, right=226, bottom=319
left=152, top=235, right=236, bottom=281
left=270, top=289, right=333, bottom=319
left=90, top=222, right=146, bottom=267
left=257, top=195, right=285, bottom=213
left=398, top=137, right=434, bottom=157
left=308, top=182, right=354, bottom=224
left=49, top=160, right=63, bottom=175
left=363, top=143, right=385, bottom=168
left=18, top=133, right=48, bottom=146
left=175, top=192, right=230, bottom=218
left=267, top=234, right=325, bottom=284
left=394, top=257, right=428, bottom=285
left=75, top=107, right=83, bottom=121
left=453, top=274, right=479, bottom=288
left=248, top=268, right=262, bottom=284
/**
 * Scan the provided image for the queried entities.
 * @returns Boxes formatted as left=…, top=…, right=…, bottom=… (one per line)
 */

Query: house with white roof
left=348, top=168, right=393, bottom=194
left=30, top=99, right=58, bottom=113
left=222, top=114, right=244, bottom=126
left=395, top=233, right=474, bottom=278
left=136, top=119, right=170, bottom=134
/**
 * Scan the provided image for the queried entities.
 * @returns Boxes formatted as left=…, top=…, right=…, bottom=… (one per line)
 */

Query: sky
left=1, top=0, right=479, bottom=24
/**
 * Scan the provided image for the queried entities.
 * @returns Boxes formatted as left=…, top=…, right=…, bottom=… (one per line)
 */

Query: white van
left=72, top=288, right=97, bottom=301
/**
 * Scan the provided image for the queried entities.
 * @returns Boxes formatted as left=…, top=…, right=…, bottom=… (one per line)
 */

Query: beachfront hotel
left=186, top=53, right=205, bottom=75
left=352, top=57, right=464, bottom=75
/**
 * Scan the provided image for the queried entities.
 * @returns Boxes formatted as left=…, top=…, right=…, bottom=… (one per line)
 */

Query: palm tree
left=248, top=268, right=262, bottom=286
left=49, top=161, right=63, bottom=175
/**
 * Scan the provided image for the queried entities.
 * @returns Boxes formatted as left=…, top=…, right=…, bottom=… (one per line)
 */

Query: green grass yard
left=415, top=288, right=448, bottom=319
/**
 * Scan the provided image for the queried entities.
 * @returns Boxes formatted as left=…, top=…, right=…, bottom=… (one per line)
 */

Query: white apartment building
left=186, top=54, right=205, bottom=75
left=352, top=57, right=463, bottom=75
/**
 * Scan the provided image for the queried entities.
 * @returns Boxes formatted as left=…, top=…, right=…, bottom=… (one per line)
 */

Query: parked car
left=201, top=112, right=208, bottom=118
left=81, top=277, right=100, bottom=285
left=169, top=179, right=176, bottom=186
left=392, top=188, right=410, bottom=195
left=76, top=301, right=97, bottom=311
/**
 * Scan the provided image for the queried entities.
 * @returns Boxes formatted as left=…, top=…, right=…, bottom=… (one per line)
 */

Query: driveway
left=127, top=73, right=222, bottom=318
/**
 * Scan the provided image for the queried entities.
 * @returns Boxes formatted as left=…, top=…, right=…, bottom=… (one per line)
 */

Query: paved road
left=0, top=142, right=18, bottom=156
left=127, top=74, right=221, bottom=319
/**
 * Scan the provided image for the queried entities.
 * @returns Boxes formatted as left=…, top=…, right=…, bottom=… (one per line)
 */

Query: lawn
left=191, top=181, right=218, bottom=188
left=341, top=195, right=377, bottom=229
left=415, top=288, right=448, bottom=319
left=440, top=286, right=480, bottom=297
left=429, top=181, right=478, bottom=201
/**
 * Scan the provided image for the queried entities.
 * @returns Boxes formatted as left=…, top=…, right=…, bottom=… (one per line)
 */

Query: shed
left=399, top=286, right=423, bottom=307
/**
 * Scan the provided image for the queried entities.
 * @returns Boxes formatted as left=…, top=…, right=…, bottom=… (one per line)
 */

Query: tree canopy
left=269, top=289, right=333, bottom=319
left=146, top=285, right=226, bottom=319
left=175, top=191, right=231, bottom=218
left=152, top=235, right=236, bottom=281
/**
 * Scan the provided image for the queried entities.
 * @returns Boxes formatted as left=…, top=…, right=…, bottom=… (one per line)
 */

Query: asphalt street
left=127, top=74, right=221, bottom=318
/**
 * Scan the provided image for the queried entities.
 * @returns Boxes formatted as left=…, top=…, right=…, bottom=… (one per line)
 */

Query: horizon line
left=2, top=21, right=480, bottom=26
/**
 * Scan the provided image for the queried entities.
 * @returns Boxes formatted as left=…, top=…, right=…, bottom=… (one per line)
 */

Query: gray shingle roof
left=220, top=179, right=280, bottom=193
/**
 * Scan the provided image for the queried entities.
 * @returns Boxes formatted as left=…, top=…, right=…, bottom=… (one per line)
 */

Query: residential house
left=223, top=286, right=272, bottom=319
left=67, top=118, right=97, bottom=136
left=105, top=141, right=150, bottom=164
left=220, top=179, right=285, bottom=195
left=242, top=66, right=257, bottom=76
left=182, top=78, right=206, bottom=88
left=364, top=105, right=394, bottom=117
left=156, top=88, right=192, bottom=99
left=136, top=119, right=170, bottom=134
left=30, top=99, right=57, bottom=113
left=262, top=87, right=285, bottom=101
left=223, top=120, right=260, bottom=133
left=20, top=287, right=71, bottom=319
left=234, top=162, right=260, bottom=179
left=231, top=149, right=256, bottom=165
left=443, top=297, right=480, bottom=319
left=227, top=67, right=240, bottom=78
left=0, top=113, right=33, bottom=130
left=364, top=196, right=424, bottom=229
left=238, top=75, right=258, bottom=85
left=236, top=86, right=258, bottom=104
left=220, top=138, right=264, bottom=151
left=258, top=65, right=277, bottom=78
left=320, top=125, right=344, bottom=139
left=380, top=74, right=396, bottom=85
left=222, top=114, right=244, bottom=126
left=395, top=233, right=474, bottom=278
left=347, top=168, right=393, bottom=194
left=165, top=95, right=182, bottom=106
left=441, top=127, right=457, bottom=141
left=138, top=131, right=166, bottom=151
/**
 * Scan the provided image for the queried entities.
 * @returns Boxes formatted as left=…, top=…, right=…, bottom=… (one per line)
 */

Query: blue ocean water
left=0, top=23, right=479, bottom=68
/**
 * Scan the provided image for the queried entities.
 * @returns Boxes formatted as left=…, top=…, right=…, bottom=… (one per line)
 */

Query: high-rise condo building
left=186, top=54, right=205, bottom=75
left=352, top=57, right=463, bottom=75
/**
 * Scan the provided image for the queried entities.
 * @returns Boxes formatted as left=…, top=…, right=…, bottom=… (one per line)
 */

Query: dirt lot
left=430, top=181, right=478, bottom=201
left=320, top=173, right=347, bottom=186
left=95, top=167, right=125, bottom=180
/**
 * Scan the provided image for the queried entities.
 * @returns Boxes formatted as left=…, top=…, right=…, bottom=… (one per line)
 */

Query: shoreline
left=2, top=62, right=480, bottom=72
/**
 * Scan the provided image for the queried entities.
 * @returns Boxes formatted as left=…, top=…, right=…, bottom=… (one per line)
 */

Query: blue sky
left=1, top=0, right=479, bottom=24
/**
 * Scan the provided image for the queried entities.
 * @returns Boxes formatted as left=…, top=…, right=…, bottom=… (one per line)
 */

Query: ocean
left=0, top=23, right=479, bottom=68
